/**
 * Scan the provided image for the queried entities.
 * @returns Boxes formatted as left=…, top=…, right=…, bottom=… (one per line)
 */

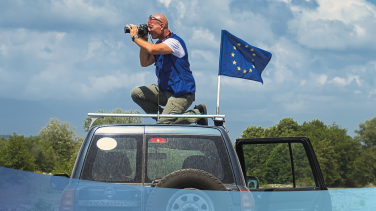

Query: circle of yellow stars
left=231, top=43, right=256, bottom=73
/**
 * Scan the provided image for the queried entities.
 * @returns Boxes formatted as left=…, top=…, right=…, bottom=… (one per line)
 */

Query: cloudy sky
left=1, top=0, right=376, bottom=141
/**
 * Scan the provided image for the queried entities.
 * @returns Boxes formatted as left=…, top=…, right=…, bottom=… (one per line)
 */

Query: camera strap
left=157, top=31, right=173, bottom=44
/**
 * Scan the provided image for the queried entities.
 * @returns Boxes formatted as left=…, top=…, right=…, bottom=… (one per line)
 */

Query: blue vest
left=154, top=34, right=196, bottom=97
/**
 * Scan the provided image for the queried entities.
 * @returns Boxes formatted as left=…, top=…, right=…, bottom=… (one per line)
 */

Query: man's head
left=147, top=14, right=170, bottom=40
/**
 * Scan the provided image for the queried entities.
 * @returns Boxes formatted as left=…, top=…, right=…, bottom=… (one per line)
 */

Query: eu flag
left=218, top=30, right=272, bottom=84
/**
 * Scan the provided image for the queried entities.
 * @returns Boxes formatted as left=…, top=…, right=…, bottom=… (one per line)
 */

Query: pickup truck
left=51, top=115, right=332, bottom=211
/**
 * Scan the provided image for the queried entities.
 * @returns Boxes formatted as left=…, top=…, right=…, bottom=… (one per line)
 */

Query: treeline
left=0, top=118, right=82, bottom=175
left=0, top=109, right=142, bottom=176
left=240, top=117, right=376, bottom=188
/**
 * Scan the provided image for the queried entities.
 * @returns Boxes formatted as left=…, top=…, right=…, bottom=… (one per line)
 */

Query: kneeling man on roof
left=127, top=13, right=207, bottom=125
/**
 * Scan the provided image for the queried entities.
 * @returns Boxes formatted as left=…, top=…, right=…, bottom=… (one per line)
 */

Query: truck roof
left=93, top=124, right=223, bottom=136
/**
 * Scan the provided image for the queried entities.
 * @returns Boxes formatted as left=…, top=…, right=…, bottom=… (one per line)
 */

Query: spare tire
left=146, top=169, right=233, bottom=211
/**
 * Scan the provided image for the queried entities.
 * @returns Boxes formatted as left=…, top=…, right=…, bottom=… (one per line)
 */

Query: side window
left=243, top=143, right=293, bottom=188
left=291, top=143, right=315, bottom=188
left=242, top=142, right=315, bottom=189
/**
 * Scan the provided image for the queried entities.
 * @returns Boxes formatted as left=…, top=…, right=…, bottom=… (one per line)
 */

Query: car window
left=80, top=133, right=234, bottom=184
left=146, top=135, right=234, bottom=184
left=80, top=134, right=142, bottom=183
left=242, top=142, right=315, bottom=189
left=291, top=142, right=315, bottom=188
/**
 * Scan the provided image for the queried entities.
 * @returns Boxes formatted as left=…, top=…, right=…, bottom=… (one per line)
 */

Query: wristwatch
left=132, top=35, right=139, bottom=42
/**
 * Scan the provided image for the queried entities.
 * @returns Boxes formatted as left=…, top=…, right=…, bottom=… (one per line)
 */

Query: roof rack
left=87, top=113, right=226, bottom=128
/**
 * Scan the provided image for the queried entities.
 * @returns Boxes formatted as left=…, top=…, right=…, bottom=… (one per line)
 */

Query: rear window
left=80, top=133, right=234, bottom=184
left=146, top=135, right=234, bottom=184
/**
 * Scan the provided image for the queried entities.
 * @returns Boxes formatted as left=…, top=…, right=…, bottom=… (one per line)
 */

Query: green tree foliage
left=31, top=139, right=58, bottom=173
left=38, top=118, right=83, bottom=175
left=240, top=118, right=360, bottom=187
left=241, top=118, right=300, bottom=138
left=0, top=133, right=37, bottom=172
left=39, top=118, right=82, bottom=160
left=355, top=117, right=376, bottom=148
left=352, top=146, right=376, bottom=187
left=353, top=117, right=376, bottom=186
left=0, top=136, right=7, bottom=152
left=83, top=109, right=143, bottom=132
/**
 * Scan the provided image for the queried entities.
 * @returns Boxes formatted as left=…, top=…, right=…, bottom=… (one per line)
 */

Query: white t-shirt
left=163, top=38, right=186, bottom=58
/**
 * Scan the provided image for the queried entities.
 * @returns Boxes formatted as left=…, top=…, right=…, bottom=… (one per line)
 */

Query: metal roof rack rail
left=87, top=113, right=226, bottom=128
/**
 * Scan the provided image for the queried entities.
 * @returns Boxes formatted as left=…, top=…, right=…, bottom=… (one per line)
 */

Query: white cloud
left=188, top=28, right=218, bottom=49
left=22, top=68, right=147, bottom=100
left=288, top=0, right=376, bottom=49
left=269, top=38, right=309, bottom=83
left=220, top=76, right=265, bottom=91
left=0, top=44, right=7, bottom=56
left=318, top=74, right=328, bottom=85
left=83, top=72, right=147, bottom=95
left=157, top=0, right=172, bottom=8
left=0, top=29, right=68, bottom=61
left=306, top=73, right=328, bottom=86
left=0, top=0, right=123, bottom=33
left=85, top=41, right=103, bottom=61
left=284, top=100, right=305, bottom=112
left=0, top=27, right=143, bottom=100
left=48, top=0, right=122, bottom=26
left=369, top=89, right=376, bottom=98
left=329, top=75, right=361, bottom=86
left=191, top=50, right=216, bottom=62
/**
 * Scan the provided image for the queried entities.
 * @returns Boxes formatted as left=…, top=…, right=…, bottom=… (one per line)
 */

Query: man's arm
left=139, top=40, right=155, bottom=67
left=136, top=38, right=173, bottom=67
left=135, top=38, right=173, bottom=55
left=128, top=24, right=173, bottom=67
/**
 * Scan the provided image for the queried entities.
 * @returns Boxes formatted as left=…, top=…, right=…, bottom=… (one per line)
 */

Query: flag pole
left=216, top=75, right=221, bottom=115
left=217, top=30, right=224, bottom=115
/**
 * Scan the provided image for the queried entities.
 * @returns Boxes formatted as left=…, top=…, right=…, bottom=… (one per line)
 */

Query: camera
left=124, top=24, right=148, bottom=36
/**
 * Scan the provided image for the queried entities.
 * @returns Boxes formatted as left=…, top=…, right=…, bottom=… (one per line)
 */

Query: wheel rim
left=166, top=190, right=214, bottom=211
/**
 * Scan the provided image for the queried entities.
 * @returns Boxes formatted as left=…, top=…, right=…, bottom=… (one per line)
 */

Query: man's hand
left=127, top=24, right=138, bottom=39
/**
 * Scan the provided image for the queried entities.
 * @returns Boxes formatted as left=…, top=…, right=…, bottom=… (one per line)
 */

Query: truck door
left=235, top=137, right=331, bottom=211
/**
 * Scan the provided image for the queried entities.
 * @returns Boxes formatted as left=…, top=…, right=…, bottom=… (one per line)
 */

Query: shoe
left=194, top=103, right=208, bottom=126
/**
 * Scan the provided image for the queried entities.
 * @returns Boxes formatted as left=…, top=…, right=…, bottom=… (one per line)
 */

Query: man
left=128, top=14, right=208, bottom=125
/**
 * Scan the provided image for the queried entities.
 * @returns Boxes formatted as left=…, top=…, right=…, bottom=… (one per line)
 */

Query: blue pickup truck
left=51, top=115, right=331, bottom=211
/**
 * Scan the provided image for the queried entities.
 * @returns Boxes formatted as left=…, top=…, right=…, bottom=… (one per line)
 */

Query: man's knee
left=131, top=87, right=144, bottom=101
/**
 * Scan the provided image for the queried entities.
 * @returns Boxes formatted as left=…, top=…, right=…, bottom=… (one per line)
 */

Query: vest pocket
left=168, top=75, right=181, bottom=85
left=168, top=75, right=188, bottom=97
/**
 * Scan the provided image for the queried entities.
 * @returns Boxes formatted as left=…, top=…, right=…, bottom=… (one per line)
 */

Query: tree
left=31, top=139, right=58, bottom=173
left=38, top=118, right=83, bottom=175
left=83, top=109, right=143, bottom=132
left=354, top=117, right=376, bottom=148
left=0, top=136, right=7, bottom=154
left=39, top=118, right=82, bottom=160
left=353, top=117, right=376, bottom=186
left=352, top=146, right=376, bottom=187
left=299, top=121, right=359, bottom=187
left=0, top=133, right=36, bottom=172
left=240, top=118, right=300, bottom=139
left=240, top=118, right=360, bottom=187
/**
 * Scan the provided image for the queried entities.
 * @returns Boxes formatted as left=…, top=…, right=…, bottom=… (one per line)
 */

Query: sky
left=1, top=0, right=376, bottom=142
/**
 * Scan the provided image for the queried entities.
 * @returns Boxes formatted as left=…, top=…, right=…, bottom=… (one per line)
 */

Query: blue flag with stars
left=219, top=30, right=272, bottom=84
